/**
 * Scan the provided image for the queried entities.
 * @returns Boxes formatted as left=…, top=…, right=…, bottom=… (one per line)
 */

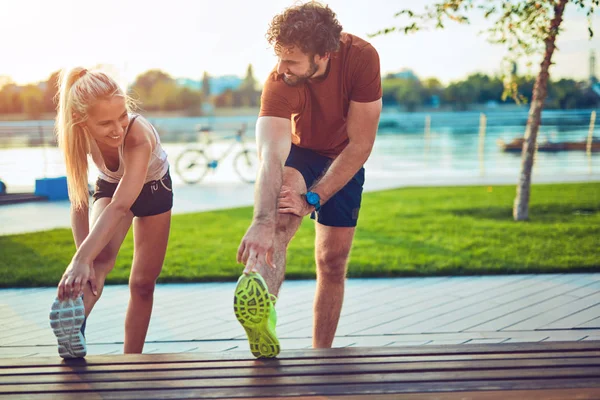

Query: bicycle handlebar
left=195, top=123, right=248, bottom=142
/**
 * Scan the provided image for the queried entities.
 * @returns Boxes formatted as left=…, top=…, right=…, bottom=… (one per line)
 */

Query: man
left=234, top=1, right=382, bottom=358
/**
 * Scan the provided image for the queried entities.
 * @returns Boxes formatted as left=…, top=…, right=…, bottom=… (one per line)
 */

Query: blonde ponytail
left=55, top=68, right=134, bottom=209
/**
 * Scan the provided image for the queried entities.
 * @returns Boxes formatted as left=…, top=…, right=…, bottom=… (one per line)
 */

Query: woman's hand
left=57, top=259, right=97, bottom=300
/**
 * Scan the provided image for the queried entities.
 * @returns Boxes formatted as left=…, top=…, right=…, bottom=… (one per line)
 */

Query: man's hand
left=57, top=258, right=97, bottom=301
left=237, top=220, right=277, bottom=275
left=278, top=185, right=314, bottom=217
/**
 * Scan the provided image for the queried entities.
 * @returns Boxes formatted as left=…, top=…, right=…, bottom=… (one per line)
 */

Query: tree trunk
left=513, top=0, right=568, bottom=221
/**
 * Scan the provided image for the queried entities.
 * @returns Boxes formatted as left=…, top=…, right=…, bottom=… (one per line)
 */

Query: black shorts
left=92, top=170, right=173, bottom=217
left=285, top=144, right=365, bottom=228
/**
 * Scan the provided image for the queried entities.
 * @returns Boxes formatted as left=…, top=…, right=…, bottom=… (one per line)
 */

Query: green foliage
left=372, top=1, right=600, bottom=101
left=380, top=71, right=594, bottom=111
left=20, top=85, right=44, bottom=118
left=0, top=81, right=22, bottom=114
left=130, top=70, right=203, bottom=114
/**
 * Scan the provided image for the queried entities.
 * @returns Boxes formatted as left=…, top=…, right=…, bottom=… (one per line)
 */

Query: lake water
left=1, top=109, right=599, bottom=192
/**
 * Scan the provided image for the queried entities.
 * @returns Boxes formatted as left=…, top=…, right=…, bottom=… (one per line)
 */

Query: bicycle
left=175, top=123, right=258, bottom=184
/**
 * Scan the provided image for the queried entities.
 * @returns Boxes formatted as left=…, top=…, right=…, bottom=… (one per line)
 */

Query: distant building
left=175, top=78, right=202, bottom=91
left=176, top=75, right=243, bottom=95
left=389, top=68, right=419, bottom=81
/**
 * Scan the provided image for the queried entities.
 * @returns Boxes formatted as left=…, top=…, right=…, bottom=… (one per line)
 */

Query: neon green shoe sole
left=233, top=273, right=280, bottom=358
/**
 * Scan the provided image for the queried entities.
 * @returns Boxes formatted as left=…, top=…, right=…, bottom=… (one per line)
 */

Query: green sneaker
left=233, top=272, right=280, bottom=358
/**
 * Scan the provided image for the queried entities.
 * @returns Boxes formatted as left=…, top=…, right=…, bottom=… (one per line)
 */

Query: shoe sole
left=49, top=297, right=87, bottom=359
left=233, top=274, right=280, bottom=358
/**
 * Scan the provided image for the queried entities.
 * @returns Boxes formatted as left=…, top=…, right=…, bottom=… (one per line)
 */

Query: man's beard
left=282, top=59, right=319, bottom=86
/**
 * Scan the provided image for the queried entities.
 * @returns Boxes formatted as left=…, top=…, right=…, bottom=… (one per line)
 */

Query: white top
left=89, top=114, right=169, bottom=184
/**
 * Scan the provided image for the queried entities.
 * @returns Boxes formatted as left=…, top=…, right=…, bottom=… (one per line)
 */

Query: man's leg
left=257, top=166, right=307, bottom=296
left=313, top=224, right=356, bottom=348
left=234, top=166, right=308, bottom=358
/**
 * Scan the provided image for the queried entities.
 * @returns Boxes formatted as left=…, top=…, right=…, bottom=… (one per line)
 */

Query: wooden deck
left=1, top=274, right=599, bottom=358
left=1, top=341, right=599, bottom=399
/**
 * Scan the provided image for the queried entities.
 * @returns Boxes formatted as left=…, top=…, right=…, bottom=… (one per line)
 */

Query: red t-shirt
left=259, top=33, right=382, bottom=158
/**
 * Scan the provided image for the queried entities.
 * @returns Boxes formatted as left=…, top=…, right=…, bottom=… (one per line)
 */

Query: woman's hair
left=55, top=68, right=134, bottom=209
left=266, top=1, right=343, bottom=57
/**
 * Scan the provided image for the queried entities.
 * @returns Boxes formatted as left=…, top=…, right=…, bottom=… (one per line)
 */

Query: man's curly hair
left=266, top=2, right=343, bottom=56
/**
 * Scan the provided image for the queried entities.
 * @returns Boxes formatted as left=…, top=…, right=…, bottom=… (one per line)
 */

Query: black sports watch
left=304, top=191, right=321, bottom=211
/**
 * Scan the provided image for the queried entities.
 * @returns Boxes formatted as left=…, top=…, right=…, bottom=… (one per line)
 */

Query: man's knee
left=316, top=251, right=349, bottom=282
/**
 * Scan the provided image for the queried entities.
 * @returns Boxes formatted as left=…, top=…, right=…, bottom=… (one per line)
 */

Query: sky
left=1, top=0, right=599, bottom=88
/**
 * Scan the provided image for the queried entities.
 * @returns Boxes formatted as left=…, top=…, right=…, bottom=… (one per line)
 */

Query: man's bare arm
left=253, top=117, right=292, bottom=223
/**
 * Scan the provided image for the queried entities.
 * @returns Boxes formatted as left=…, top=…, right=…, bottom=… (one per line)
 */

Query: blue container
left=35, top=176, right=69, bottom=201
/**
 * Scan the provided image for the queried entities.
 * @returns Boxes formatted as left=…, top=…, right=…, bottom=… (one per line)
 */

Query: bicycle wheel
left=175, top=149, right=210, bottom=184
left=233, top=149, right=258, bottom=183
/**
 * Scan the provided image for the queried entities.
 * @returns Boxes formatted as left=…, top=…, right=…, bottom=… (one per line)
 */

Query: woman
left=49, top=67, right=173, bottom=358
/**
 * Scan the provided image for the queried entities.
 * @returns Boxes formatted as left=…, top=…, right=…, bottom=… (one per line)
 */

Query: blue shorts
left=285, top=144, right=365, bottom=228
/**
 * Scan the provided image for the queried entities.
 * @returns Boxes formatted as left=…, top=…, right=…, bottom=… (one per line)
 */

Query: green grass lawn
left=1, top=183, right=599, bottom=288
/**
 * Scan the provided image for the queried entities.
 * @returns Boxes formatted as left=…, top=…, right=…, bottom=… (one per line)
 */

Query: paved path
left=1, top=273, right=598, bottom=358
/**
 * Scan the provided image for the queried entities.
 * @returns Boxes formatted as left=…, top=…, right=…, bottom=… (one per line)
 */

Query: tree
left=20, top=85, right=44, bottom=118
left=43, top=71, right=60, bottom=113
left=444, top=78, right=479, bottom=110
left=179, top=87, right=203, bottom=115
left=202, top=71, right=211, bottom=98
left=0, top=76, right=12, bottom=90
left=130, top=69, right=174, bottom=102
left=0, top=82, right=22, bottom=114
left=148, top=80, right=181, bottom=111
left=214, top=88, right=235, bottom=108
left=395, top=78, right=425, bottom=111
left=236, top=64, right=260, bottom=107
left=422, top=77, right=445, bottom=107
left=374, top=0, right=599, bottom=221
left=0, top=77, right=16, bottom=114
left=382, top=77, right=427, bottom=109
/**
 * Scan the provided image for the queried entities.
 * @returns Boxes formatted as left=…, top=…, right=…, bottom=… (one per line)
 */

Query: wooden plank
left=273, top=278, right=448, bottom=338
left=354, top=274, right=570, bottom=335
left=3, top=350, right=599, bottom=377
left=12, top=328, right=596, bottom=361
left=578, top=317, right=600, bottom=328
left=502, top=335, right=549, bottom=343
left=502, top=293, right=600, bottom=331
left=333, top=276, right=498, bottom=337
left=4, top=389, right=600, bottom=400
left=1, top=358, right=599, bottom=386
left=566, top=279, right=600, bottom=298
left=1, top=367, right=600, bottom=394
left=143, top=283, right=316, bottom=342
left=1, top=283, right=237, bottom=345
left=325, top=390, right=600, bottom=400
left=541, top=304, right=600, bottom=330
left=6, top=387, right=600, bottom=400
left=426, top=275, right=592, bottom=334
left=1, top=378, right=600, bottom=399
left=1, top=341, right=599, bottom=368
left=469, top=295, right=580, bottom=332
